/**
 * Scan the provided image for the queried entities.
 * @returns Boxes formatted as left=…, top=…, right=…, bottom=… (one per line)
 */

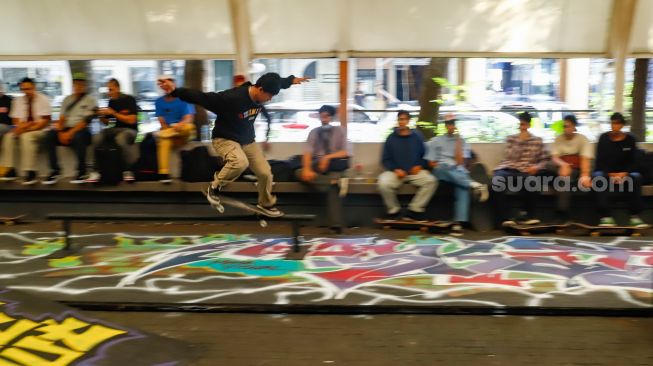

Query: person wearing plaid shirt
left=492, top=112, right=551, bottom=226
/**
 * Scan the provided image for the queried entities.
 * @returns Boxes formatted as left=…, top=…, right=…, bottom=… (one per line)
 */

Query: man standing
left=377, top=110, right=437, bottom=221
left=155, top=75, right=195, bottom=183
left=0, top=77, right=51, bottom=185
left=43, top=73, right=97, bottom=184
left=86, top=78, right=140, bottom=183
left=162, top=72, right=308, bottom=216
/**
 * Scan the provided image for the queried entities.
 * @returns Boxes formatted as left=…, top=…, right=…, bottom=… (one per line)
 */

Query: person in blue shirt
left=155, top=75, right=196, bottom=183
left=377, top=110, right=436, bottom=221
left=425, top=115, right=489, bottom=234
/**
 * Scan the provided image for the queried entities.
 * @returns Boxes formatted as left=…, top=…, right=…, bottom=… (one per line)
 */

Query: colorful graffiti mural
left=0, top=288, right=190, bottom=366
left=0, top=232, right=651, bottom=308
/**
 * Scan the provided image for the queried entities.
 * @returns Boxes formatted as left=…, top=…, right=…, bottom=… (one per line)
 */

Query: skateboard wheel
left=5, top=221, right=14, bottom=226
left=259, top=219, right=268, bottom=228
left=419, top=227, right=428, bottom=232
left=383, top=225, right=391, bottom=230
left=632, top=232, right=641, bottom=237
left=590, top=231, right=600, bottom=237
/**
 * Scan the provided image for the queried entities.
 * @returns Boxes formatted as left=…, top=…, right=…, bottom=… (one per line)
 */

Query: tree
left=630, top=58, right=649, bottom=142
left=417, top=58, right=449, bottom=139
left=184, top=60, right=208, bottom=141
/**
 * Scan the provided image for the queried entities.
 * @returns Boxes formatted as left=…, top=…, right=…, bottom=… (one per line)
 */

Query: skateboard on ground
left=375, top=218, right=458, bottom=235
left=502, top=222, right=569, bottom=235
left=0, top=214, right=25, bottom=225
left=569, top=222, right=650, bottom=237
left=201, top=190, right=282, bottom=227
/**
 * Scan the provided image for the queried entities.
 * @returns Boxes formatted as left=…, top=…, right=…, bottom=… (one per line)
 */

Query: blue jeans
left=433, top=164, right=471, bottom=222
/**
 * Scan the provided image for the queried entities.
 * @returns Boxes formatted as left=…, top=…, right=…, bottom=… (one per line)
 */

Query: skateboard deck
left=0, top=214, right=25, bottom=225
left=503, top=222, right=569, bottom=235
left=570, top=222, right=650, bottom=237
left=375, top=218, right=457, bottom=234
left=201, top=190, right=283, bottom=227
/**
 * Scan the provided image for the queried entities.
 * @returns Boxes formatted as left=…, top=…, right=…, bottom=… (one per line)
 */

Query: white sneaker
left=256, top=205, right=284, bottom=217
left=470, top=181, right=489, bottom=202
left=123, top=171, right=135, bottom=183
left=85, top=172, right=101, bottom=183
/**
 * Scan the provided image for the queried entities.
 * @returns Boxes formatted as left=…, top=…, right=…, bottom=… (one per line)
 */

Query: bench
left=47, top=212, right=316, bottom=259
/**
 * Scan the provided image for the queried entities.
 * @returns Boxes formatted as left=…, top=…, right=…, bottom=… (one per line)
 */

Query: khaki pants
left=212, top=138, right=275, bottom=207
left=0, top=129, right=47, bottom=173
left=156, top=124, right=195, bottom=174
left=377, top=170, right=437, bottom=214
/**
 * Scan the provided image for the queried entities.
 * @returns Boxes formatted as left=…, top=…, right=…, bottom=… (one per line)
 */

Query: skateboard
left=201, top=190, right=283, bottom=227
left=375, top=218, right=458, bottom=234
left=570, top=222, right=650, bottom=237
left=0, top=214, right=25, bottom=225
left=503, top=222, right=569, bottom=235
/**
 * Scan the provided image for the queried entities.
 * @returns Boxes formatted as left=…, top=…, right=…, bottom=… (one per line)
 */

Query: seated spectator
left=43, top=73, right=97, bottom=184
left=377, top=110, right=436, bottom=221
left=492, top=112, right=550, bottom=226
left=0, top=77, right=51, bottom=185
left=0, top=81, right=12, bottom=145
left=549, top=115, right=592, bottom=223
left=593, top=112, right=647, bottom=228
left=425, top=115, right=489, bottom=235
left=155, top=75, right=195, bottom=183
left=86, top=78, right=139, bottom=183
left=296, top=105, right=351, bottom=232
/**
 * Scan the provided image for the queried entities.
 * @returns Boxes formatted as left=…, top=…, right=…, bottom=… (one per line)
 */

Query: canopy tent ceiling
left=0, top=0, right=651, bottom=59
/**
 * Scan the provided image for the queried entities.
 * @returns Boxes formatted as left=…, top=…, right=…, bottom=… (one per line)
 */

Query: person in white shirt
left=0, top=77, right=52, bottom=185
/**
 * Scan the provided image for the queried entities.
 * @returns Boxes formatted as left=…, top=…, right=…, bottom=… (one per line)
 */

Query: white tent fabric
left=0, top=0, right=650, bottom=58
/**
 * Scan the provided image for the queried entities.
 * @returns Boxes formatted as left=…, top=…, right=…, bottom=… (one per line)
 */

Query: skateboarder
left=161, top=73, right=308, bottom=217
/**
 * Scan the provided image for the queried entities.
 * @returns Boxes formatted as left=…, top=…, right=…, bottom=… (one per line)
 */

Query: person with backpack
left=42, top=73, right=97, bottom=184
left=161, top=73, right=309, bottom=217
left=154, top=75, right=195, bottom=183
left=85, top=78, right=139, bottom=184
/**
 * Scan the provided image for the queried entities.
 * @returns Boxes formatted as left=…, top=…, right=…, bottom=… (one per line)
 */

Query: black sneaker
left=383, top=211, right=402, bottom=220
left=256, top=204, right=284, bottom=217
left=206, top=184, right=222, bottom=206
left=403, top=210, right=426, bottom=222
left=42, top=172, right=60, bottom=185
left=70, top=173, right=88, bottom=184
left=0, top=168, right=17, bottom=181
left=21, top=171, right=38, bottom=185
left=159, top=174, right=172, bottom=184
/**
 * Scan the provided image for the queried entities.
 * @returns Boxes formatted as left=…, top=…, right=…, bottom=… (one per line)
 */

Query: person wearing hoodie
left=161, top=72, right=308, bottom=217
left=377, top=110, right=437, bottom=221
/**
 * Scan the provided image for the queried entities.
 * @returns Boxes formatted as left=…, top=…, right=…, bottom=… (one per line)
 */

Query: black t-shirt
left=0, top=94, right=12, bottom=125
left=108, top=94, right=139, bottom=130
left=171, top=77, right=295, bottom=145
left=594, top=132, right=638, bottom=173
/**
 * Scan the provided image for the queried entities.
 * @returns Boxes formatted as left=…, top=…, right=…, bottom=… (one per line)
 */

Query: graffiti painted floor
left=0, top=226, right=651, bottom=310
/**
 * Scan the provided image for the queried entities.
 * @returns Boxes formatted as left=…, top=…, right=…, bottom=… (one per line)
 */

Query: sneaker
left=70, top=174, right=88, bottom=184
left=205, top=184, right=222, bottom=206
left=502, top=219, right=517, bottom=227
left=403, top=210, right=426, bottom=222
left=21, top=171, right=38, bottom=185
left=517, top=212, right=540, bottom=225
left=339, top=177, right=349, bottom=198
left=256, top=204, right=284, bottom=217
left=123, top=171, right=135, bottom=183
left=42, top=172, right=61, bottom=185
left=628, top=216, right=649, bottom=229
left=470, top=181, right=489, bottom=202
left=85, top=172, right=100, bottom=183
left=599, top=217, right=617, bottom=227
left=0, top=167, right=17, bottom=181
left=450, top=223, right=464, bottom=236
left=383, top=211, right=402, bottom=220
left=159, top=174, right=172, bottom=184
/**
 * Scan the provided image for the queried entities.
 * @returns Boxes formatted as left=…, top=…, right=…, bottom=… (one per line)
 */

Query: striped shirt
left=494, top=133, right=550, bottom=172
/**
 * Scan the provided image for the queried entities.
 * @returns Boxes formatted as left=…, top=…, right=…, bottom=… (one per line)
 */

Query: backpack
left=95, top=138, right=124, bottom=185
left=180, top=145, right=222, bottom=182
left=134, top=133, right=159, bottom=181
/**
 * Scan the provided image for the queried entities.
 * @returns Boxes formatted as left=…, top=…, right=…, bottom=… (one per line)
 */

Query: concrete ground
left=91, top=311, right=653, bottom=366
